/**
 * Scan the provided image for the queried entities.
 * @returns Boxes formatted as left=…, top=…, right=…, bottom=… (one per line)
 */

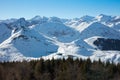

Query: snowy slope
left=80, top=22, right=120, bottom=39
left=0, top=25, right=58, bottom=61
left=0, top=15, right=120, bottom=63
left=34, top=22, right=80, bottom=42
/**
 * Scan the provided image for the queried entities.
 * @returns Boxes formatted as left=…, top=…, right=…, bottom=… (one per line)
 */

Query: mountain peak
left=31, top=15, right=42, bottom=21
left=98, top=14, right=108, bottom=17
left=80, top=15, right=94, bottom=22
left=17, top=18, right=26, bottom=22
left=96, top=14, right=113, bottom=22
left=48, top=17, right=62, bottom=23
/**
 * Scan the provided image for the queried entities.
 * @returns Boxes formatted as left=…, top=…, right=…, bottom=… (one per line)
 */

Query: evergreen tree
left=34, top=58, right=44, bottom=80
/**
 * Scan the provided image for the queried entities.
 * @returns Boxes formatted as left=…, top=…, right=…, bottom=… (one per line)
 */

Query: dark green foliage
left=94, top=38, right=120, bottom=50
left=0, top=58, right=120, bottom=80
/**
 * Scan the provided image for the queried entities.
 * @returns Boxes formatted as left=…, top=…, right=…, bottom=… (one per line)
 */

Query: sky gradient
left=0, top=0, right=120, bottom=19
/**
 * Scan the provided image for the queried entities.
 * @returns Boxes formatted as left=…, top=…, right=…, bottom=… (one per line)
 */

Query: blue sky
left=0, top=0, right=120, bottom=19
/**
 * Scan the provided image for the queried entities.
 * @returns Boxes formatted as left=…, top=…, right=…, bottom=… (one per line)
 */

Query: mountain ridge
left=0, top=14, right=120, bottom=63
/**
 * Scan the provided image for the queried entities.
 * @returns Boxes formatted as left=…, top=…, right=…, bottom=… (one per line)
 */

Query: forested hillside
left=0, top=58, right=120, bottom=80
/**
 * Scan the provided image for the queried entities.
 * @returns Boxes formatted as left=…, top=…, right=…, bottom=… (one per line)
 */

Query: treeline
left=0, top=58, right=120, bottom=80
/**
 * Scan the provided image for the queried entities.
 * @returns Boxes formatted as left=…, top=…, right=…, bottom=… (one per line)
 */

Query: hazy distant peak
left=80, top=15, right=94, bottom=22
left=31, top=15, right=42, bottom=20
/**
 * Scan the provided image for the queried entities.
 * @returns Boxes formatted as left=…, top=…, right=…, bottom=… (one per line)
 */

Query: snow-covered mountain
left=0, top=14, right=120, bottom=63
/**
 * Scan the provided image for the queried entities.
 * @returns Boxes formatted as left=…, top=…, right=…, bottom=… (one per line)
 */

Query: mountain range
left=0, top=14, right=120, bottom=63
